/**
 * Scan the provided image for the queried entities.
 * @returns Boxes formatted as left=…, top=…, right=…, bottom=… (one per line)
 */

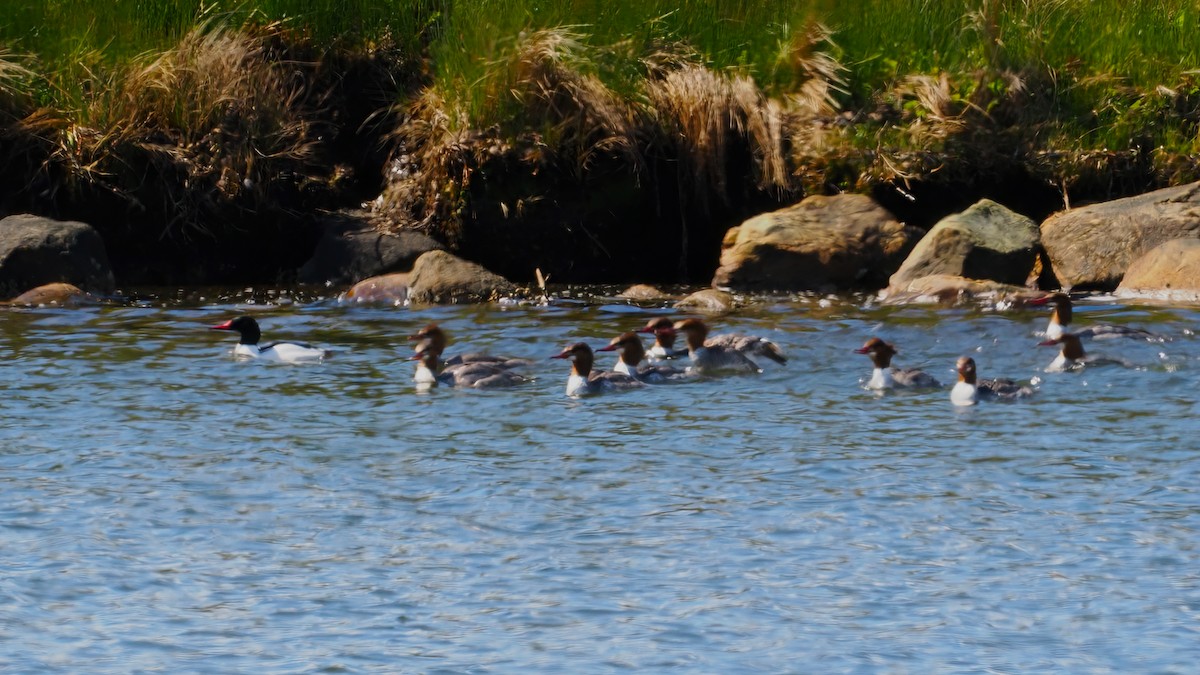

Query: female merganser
left=410, top=323, right=531, bottom=369
left=411, top=341, right=530, bottom=389
left=596, top=332, right=691, bottom=383
left=551, top=342, right=644, bottom=397
left=951, top=356, right=1034, bottom=406
left=854, top=337, right=941, bottom=389
left=637, top=317, right=787, bottom=365
left=637, top=317, right=688, bottom=359
left=210, top=316, right=328, bottom=363
left=671, top=318, right=761, bottom=375
left=1030, top=293, right=1162, bottom=341
left=1037, top=332, right=1132, bottom=372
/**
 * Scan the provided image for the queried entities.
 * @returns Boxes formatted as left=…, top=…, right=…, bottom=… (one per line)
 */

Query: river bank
left=2, top=3, right=1199, bottom=290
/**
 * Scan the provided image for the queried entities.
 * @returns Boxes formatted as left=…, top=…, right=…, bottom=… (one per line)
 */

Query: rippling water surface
left=1, top=289, right=1198, bottom=672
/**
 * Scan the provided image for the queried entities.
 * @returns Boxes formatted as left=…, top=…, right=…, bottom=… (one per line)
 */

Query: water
left=1, top=290, right=1198, bottom=673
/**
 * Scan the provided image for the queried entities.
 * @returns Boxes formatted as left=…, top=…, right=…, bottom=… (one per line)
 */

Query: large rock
left=407, top=250, right=517, bottom=304
left=712, top=194, right=919, bottom=291
left=297, top=211, right=443, bottom=285
left=0, top=214, right=114, bottom=296
left=1041, top=182, right=1200, bottom=290
left=340, top=272, right=410, bottom=305
left=674, top=288, right=735, bottom=313
left=1115, top=237, right=1200, bottom=301
left=888, top=199, right=1040, bottom=292
left=881, top=273, right=1041, bottom=305
left=6, top=282, right=92, bottom=306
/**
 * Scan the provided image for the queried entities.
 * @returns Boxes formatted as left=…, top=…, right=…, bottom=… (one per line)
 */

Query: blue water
left=1, top=290, right=1198, bottom=672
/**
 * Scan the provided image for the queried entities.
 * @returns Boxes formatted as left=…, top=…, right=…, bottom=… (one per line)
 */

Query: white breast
left=950, top=381, right=978, bottom=406
left=866, top=367, right=895, bottom=390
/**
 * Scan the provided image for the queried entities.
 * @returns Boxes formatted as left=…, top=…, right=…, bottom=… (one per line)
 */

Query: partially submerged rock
left=1041, top=182, right=1200, bottom=290
left=674, top=288, right=736, bottom=313
left=618, top=284, right=675, bottom=302
left=712, top=194, right=919, bottom=292
left=881, top=274, right=1039, bottom=305
left=1116, top=237, right=1200, bottom=302
left=407, top=250, right=518, bottom=304
left=6, top=282, right=92, bottom=306
left=888, top=199, right=1041, bottom=291
left=0, top=214, right=114, bottom=297
left=298, top=210, right=443, bottom=285
left=341, top=272, right=410, bottom=305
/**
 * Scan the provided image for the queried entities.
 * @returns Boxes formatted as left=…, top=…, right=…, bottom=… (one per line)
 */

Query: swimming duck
left=411, top=341, right=531, bottom=389
left=638, top=317, right=787, bottom=365
left=854, top=337, right=942, bottom=389
left=410, top=323, right=531, bottom=369
left=210, top=316, right=328, bottom=363
left=551, top=342, right=644, bottom=397
left=1030, top=293, right=1162, bottom=341
left=670, top=318, right=761, bottom=375
left=951, top=356, right=1034, bottom=406
left=596, top=332, right=691, bottom=383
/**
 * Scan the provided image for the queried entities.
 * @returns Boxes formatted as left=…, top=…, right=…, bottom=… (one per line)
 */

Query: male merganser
left=596, top=332, right=691, bottom=383
left=1037, top=332, right=1132, bottom=372
left=210, top=316, right=328, bottom=363
left=1030, top=293, right=1162, bottom=341
left=411, top=341, right=530, bottom=389
left=551, top=342, right=644, bottom=396
left=637, top=317, right=787, bottom=364
left=951, top=356, right=1034, bottom=406
left=410, top=323, right=531, bottom=369
left=854, top=337, right=941, bottom=389
left=671, top=318, right=761, bottom=375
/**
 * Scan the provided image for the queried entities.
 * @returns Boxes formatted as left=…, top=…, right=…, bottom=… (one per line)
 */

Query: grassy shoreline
left=2, top=1, right=1198, bottom=283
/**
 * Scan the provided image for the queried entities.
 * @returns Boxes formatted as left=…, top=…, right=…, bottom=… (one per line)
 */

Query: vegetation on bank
left=1, top=1, right=1198, bottom=282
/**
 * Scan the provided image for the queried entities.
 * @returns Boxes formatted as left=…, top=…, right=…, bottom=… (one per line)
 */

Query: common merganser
left=411, top=341, right=530, bottom=389
left=210, top=316, right=328, bottom=363
left=410, top=323, right=531, bottom=369
left=671, top=318, right=761, bottom=375
left=1030, top=293, right=1163, bottom=341
left=854, top=337, right=941, bottom=389
left=551, top=342, right=644, bottom=397
left=596, top=332, right=691, bottom=383
left=951, top=356, right=1034, bottom=406
left=637, top=317, right=687, bottom=359
left=637, top=317, right=787, bottom=365
left=1037, top=332, right=1132, bottom=372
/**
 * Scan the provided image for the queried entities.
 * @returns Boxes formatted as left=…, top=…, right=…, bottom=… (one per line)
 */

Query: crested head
left=956, top=356, right=977, bottom=384
left=639, top=317, right=674, bottom=334
left=210, top=315, right=261, bottom=345
left=854, top=337, right=896, bottom=368
left=552, top=342, right=595, bottom=375
left=673, top=318, right=708, bottom=351
left=410, top=323, right=448, bottom=351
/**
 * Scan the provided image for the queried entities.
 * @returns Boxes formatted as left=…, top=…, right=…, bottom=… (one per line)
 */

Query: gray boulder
left=712, top=194, right=919, bottom=291
left=407, top=250, right=517, bottom=304
left=888, top=199, right=1041, bottom=292
left=0, top=214, right=114, bottom=296
left=1041, top=182, right=1200, bottom=290
left=298, top=211, right=443, bottom=285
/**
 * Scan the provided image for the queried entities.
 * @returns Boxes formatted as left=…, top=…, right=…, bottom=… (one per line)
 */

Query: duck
left=854, top=337, right=942, bottom=389
left=637, top=317, right=688, bottom=359
left=411, top=341, right=530, bottom=389
left=409, top=322, right=531, bottom=369
left=951, top=356, right=1034, bottom=406
left=1030, top=293, right=1162, bottom=341
left=637, top=317, right=787, bottom=365
left=551, top=342, right=644, bottom=397
left=209, top=316, right=328, bottom=363
left=670, top=318, right=761, bottom=375
left=596, top=332, right=691, bottom=383
left=1038, top=332, right=1132, bottom=372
